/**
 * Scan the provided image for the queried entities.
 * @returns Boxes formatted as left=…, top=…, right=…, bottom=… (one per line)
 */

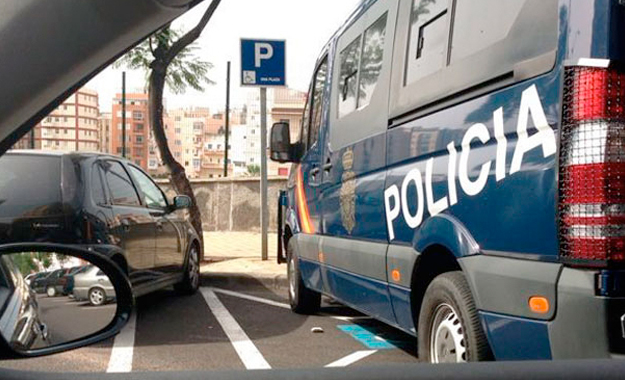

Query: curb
left=201, top=272, right=288, bottom=290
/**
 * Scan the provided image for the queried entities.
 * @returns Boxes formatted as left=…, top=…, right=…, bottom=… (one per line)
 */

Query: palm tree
left=115, top=0, right=222, bottom=260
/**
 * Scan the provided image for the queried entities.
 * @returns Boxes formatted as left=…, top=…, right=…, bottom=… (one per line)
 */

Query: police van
left=270, top=0, right=625, bottom=362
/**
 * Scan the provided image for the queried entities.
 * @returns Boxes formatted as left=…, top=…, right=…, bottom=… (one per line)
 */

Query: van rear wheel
left=287, top=240, right=320, bottom=314
left=418, top=271, right=492, bottom=363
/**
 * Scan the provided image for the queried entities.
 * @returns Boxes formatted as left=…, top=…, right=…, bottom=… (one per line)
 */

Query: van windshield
left=0, top=154, right=62, bottom=218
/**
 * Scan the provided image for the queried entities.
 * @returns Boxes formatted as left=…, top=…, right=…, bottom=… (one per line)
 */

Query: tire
left=287, top=240, right=320, bottom=314
left=46, top=286, right=56, bottom=297
left=88, top=287, right=106, bottom=306
left=417, top=271, right=492, bottom=363
left=174, top=243, right=200, bottom=295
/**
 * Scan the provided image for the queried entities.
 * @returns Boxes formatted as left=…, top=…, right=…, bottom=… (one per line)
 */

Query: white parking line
left=201, top=288, right=271, bottom=370
left=325, top=350, right=377, bottom=367
left=106, top=311, right=137, bottom=373
left=210, top=287, right=290, bottom=309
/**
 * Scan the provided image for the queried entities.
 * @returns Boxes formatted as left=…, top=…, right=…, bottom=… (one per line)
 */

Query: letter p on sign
left=255, top=43, right=274, bottom=68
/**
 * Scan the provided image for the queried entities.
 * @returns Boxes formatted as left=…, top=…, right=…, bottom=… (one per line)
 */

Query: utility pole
left=122, top=71, right=126, bottom=158
left=224, top=61, right=231, bottom=177
left=260, top=87, right=268, bottom=261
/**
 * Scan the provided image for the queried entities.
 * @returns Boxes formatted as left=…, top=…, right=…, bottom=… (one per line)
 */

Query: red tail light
left=559, top=64, right=625, bottom=266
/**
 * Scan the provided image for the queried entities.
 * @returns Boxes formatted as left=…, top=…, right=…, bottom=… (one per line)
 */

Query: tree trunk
left=149, top=64, right=205, bottom=261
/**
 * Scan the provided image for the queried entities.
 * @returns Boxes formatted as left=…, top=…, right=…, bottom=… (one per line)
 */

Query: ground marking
left=106, top=311, right=136, bottom=373
left=210, top=287, right=290, bottom=309
left=201, top=288, right=271, bottom=370
left=325, top=350, right=377, bottom=367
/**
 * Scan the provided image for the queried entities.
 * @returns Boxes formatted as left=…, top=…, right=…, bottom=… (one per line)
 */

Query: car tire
left=287, top=240, right=321, bottom=314
left=174, top=244, right=200, bottom=295
left=88, top=287, right=106, bottom=306
left=417, top=271, right=492, bottom=363
left=46, top=286, right=56, bottom=297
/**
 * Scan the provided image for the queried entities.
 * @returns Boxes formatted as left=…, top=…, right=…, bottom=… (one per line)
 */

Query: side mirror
left=270, top=122, right=298, bottom=163
left=173, top=195, right=192, bottom=210
left=0, top=243, right=133, bottom=359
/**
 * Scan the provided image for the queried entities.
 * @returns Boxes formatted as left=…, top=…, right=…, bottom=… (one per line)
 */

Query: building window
left=175, top=128, right=182, bottom=134
left=135, top=124, right=144, bottom=131
left=193, top=159, right=200, bottom=168
left=175, top=140, right=182, bottom=146
left=132, top=111, right=144, bottom=120
left=136, top=136, right=144, bottom=144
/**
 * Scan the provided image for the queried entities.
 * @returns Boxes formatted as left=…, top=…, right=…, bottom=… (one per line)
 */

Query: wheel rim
left=47, top=287, right=55, bottom=297
left=288, top=257, right=296, bottom=301
left=90, top=289, right=104, bottom=305
left=188, top=247, right=199, bottom=289
left=430, top=303, right=467, bottom=363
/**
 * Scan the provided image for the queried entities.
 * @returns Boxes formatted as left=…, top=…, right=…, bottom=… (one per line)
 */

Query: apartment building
left=111, top=93, right=149, bottom=169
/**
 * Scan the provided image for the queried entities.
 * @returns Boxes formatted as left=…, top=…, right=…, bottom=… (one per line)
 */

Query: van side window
left=338, top=13, right=389, bottom=119
left=338, top=37, right=362, bottom=118
left=300, top=91, right=311, bottom=149
left=358, top=14, right=388, bottom=109
left=394, top=0, right=558, bottom=116
left=406, top=0, right=448, bottom=84
left=309, top=57, right=328, bottom=147
left=101, top=161, right=141, bottom=206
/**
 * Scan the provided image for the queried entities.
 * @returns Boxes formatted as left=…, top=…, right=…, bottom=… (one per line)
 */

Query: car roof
left=5, top=150, right=128, bottom=162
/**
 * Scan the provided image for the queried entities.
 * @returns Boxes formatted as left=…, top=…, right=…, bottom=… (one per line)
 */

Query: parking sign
left=240, top=39, right=286, bottom=87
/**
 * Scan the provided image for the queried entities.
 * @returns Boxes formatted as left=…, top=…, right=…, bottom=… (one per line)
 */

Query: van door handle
left=121, top=219, right=131, bottom=232
left=156, top=221, right=163, bottom=231
left=323, top=162, right=333, bottom=172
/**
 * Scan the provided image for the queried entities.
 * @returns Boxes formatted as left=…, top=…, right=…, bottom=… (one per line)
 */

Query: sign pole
left=260, top=86, right=268, bottom=261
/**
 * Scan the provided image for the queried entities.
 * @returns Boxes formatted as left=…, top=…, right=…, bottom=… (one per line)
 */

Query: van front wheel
left=417, top=271, right=492, bottom=363
left=287, top=240, right=320, bottom=314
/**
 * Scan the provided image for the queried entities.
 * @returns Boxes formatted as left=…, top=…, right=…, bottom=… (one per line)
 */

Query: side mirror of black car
left=173, top=195, right=192, bottom=210
left=0, top=243, right=133, bottom=359
left=270, top=122, right=299, bottom=163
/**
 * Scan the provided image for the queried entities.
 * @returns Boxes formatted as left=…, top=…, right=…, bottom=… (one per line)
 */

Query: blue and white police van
left=270, top=0, right=625, bottom=362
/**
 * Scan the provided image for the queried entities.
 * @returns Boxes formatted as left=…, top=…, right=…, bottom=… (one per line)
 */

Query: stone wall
left=157, top=177, right=288, bottom=232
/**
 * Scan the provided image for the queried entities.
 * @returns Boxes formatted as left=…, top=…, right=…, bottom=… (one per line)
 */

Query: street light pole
left=122, top=71, right=126, bottom=158
left=224, top=61, right=231, bottom=177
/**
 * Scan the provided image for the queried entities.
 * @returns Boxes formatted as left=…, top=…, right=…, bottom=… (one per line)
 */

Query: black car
left=31, top=268, right=70, bottom=297
left=0, top=151, right=201, bottom=297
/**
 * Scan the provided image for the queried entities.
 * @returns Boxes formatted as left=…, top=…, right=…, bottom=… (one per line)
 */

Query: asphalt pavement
left=0, top=274, right=419, bottom=373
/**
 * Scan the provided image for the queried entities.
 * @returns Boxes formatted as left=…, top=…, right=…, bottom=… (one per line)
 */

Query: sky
left=88, top=0, right=361, bottom=113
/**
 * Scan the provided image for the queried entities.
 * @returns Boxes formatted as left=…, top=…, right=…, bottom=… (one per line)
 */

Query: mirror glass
left=0, top=252, right=116, bottom=352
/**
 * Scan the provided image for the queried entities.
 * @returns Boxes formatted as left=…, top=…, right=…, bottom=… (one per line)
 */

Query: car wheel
left=287, top=240, right=320, bottom=314
left=46, top=286, right=56, bottom=297
left=88, top=287, right=106, bottom=306
left=418, top=271, right=492, bottom=363
left=174, top=244, right=200, bottom=295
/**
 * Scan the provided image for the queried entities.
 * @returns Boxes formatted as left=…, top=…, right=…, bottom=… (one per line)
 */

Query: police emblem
left=340, top=149, right=356, bottom=234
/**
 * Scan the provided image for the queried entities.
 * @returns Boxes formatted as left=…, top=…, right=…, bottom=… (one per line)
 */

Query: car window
left=101, top=160, right=141, bottom=206
left=0, top=155, right=62, bottom=218
left=338, top=37, right=361, bottom=118
left=91, top=163, right=108, bottom=205
left=358, top=14, right=388, bottom=109
left=128, top=165, right=168, bottom=209
left=309, top=57, right=328, bottom=148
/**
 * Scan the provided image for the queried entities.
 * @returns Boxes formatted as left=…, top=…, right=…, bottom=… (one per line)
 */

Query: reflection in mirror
left=0, top=252, right=116, bottom=352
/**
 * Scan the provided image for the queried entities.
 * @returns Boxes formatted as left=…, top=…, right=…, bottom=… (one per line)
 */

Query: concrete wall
left=157, top=177, right=288, bottom=232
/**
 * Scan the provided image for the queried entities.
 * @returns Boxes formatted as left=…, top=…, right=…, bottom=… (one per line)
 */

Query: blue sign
left=240, top=39, right=286, bottom=87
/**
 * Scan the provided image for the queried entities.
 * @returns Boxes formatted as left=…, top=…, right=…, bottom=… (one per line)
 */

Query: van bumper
left=462, top=255, right=625, bottom=360
left=548, top=268, right=625, bottom=359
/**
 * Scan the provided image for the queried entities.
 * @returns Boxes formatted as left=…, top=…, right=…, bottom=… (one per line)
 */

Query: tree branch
left=163, top=0, right=222, bottom=65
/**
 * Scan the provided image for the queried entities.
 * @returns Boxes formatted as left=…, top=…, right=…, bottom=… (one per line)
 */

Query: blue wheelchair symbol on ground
left=240, top=39, right=286, bottom=87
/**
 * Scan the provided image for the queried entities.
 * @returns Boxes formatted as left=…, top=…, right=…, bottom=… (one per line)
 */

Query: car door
left=319, top=0, right=398, bottom=324
left=127, top=164, right=184, bottom=276
left=292, top=56, right=329, bottom=287
left=100, top=159, right=159, bottom=286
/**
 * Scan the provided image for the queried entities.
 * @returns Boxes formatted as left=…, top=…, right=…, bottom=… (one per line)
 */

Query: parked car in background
left=31, top=268, right=70, bottom=297
left=62, top=265, right=89, bottom=297
left=0, top=151, right=201, bottom=298
left=72, top=265, right=115, bottom=306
